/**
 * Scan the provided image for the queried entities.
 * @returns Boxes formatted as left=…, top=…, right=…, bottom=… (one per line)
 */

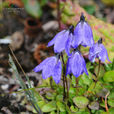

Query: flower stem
left=50, top=77, right=54, bottom=89
left=65, top=76, right=69, bottom=98
left=97, top=59, right=101, bottom=79
left=61, top=53, right=66, bottom=100
left=61, top=53, right=69, bottom=100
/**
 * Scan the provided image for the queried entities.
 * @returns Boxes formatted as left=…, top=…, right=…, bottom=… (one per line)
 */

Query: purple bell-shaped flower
left=66, top=49, right=88, bottom=77
left=89, top=38, right=111, bottom=63
left=72, top=13, right=94, bottom=48
left=47, top=25, right=74, bottom=56
left=33, top=56, right=62, bottom=84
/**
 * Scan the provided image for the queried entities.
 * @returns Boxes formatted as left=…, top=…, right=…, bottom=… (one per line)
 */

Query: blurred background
left=0, top=0, right=114, bottom=113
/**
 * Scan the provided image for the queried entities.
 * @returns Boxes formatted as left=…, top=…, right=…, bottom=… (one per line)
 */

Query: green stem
left=97, top=59, right=101, bottom=78
left=61, top=53, right=66, bottom=101
left=50, top=77, right=54, bottom=89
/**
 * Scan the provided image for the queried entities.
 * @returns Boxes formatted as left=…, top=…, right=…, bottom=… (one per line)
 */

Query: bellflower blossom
left=72, top=13, right=94, bottom=48
left=33, top=56, right=62, bottom=84
left=66, top=50, right=88, bottom=77
left=89, top=38, right=111, bottom=63
left=47, top=25, right=74, bottom=56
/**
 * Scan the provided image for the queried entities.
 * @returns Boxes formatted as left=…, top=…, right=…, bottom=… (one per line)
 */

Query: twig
left=105, top=91, right=110, bottom=113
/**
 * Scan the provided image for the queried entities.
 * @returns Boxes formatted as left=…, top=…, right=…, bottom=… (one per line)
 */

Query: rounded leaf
left=41, top=101, right=56, bottom=112
left=103, top=71, right=114, bottom=82
left=57, top=101, right=66, bottom=112
left=73, top=96, right=89, bottom=108
left=108, top=99, right=114, bottom=107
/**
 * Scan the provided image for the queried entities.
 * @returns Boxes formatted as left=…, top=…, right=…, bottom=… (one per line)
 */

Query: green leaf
left=88, top=82, right=95, bottom=93
left=69, top=87, right=76, bottom=98
left=79, top=72, right=92, bottom=86
left=39, top=0, right=47, bottom=6
left=109, top=108, right=114, bottom=114
left=60, top=112, right=67, bottom=114
left=95, top=110, right=105, bottom=114
left=103, top=71, right=114, bottom=82
left=94, top=64, right=105, bottom=79
left=45, top=92, right=55, bottom=100
left=56, top=95, right=63, bottom=101
left=83, top=5, right=95, bottom=15
left=108, top=91, right=114, bottom=99
left=108, top=99, right=114, bottom=107
left=22, top=0, right=42, bottom=18
left=70, top=105, right=78, bottom=112
left=50, top=111, right=56, bottom=114
left=57, top=101, right=66, bottom=112
left=73, top=96, right=89, bottom=108
left=41, top=101, right=56, bottom=112
left=37, top=101, right=45, bottom=108
left=94, top=81, right=102, bottom=94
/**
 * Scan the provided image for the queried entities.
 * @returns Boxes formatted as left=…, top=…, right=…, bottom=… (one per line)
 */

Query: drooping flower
left=66, top=50, right=88, bottom=77
left=72, top=13, right=94, bottom=48
left=47, top=25, right=74, bottom=56
left=33, top=56, right=62, bottom=84
left=89, top=38, right=111, bottom=63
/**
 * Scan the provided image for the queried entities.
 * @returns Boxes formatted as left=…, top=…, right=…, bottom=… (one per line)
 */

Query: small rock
left=10, top=31, right=24, bottom=51
left=1, top=84, right=9, bottom=90
left=97, top=88, right=109, bottom=98
left=42, top=21, right=58, bottom=32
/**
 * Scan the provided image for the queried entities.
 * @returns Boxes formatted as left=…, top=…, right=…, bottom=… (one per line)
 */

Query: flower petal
left=47, top=30, right=66, bottom=47
left=71, top=52, right=82, bottom=77
left=98, top=44, right=111, bottom=62
left=81, top=55, right=88, bottom=75
left=33, top=56, right=56, bottom=72
left=42, top=57, right=57, bottom=79
left=54, top=30, right=69, bottom=53
left=65, top=33, right=73, bottom=56
left=74, top=21, right=94, bottom=47
left=33, top=57, right=52, bottom=72
left=66, top=56, right=72, bottom=76
left=89, top=43, right=101, bottom=62
left=82, top=22, right=94, bottom=47
left=52, top=60, right=62, bottom=84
